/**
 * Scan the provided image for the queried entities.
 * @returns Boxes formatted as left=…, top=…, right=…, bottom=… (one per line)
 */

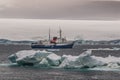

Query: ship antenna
left=59, top=26, right=62, bottom=41
left=49, top=27, right=51, bottom=42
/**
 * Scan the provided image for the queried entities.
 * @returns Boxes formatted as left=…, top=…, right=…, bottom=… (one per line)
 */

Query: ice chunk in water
left=59, top=50, right=105, bottom=68
left=47, top=53, right=61, bottom=66
left=9, top=50, right=53, bottom=65
left=8, top=49, right=120, bottom=70
left=35, top=58, right=50, bottom=67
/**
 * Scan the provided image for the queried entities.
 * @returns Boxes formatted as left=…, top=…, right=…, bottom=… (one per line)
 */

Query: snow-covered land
left=0, top=39, right=34, bottom=45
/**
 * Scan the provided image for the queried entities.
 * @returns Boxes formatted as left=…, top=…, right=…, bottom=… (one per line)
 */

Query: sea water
left=0, top=50, right=119, bottom=80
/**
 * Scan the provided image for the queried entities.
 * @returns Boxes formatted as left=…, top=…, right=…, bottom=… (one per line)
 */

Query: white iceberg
left=8, top=49, right=120, bottom=69
left=47, top=53, right=61, bottom=66
left=35, top=58, right=50, bottom=67
left=59, top=55, right=78, bottom=68
left=9, top=50, right=53, bottom=65
left=59, top=50, right=105, bottom=68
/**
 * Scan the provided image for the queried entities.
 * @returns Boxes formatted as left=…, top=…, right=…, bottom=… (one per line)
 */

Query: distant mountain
left=108, top=39, right=120, bottom=44
left=0, top=39, right=35, bottom=45
left=0, top=39, right=120, bottom=45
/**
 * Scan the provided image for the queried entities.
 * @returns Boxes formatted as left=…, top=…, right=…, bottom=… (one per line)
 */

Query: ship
left=31, top=27, right=75, bottom=49
left=31, top=42, right=74, bottom=49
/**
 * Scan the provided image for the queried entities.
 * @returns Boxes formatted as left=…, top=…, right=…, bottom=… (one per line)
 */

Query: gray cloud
left=0, top=0, right=120, bottom=20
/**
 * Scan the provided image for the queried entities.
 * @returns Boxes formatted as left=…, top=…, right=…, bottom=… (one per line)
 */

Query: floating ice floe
left=47, top=53, right=61, bottom=66
left=8, top=50, right=120, bottom=69
left=59, top=50, right=105, bottom=69
left=8, top=50, right=53, bottom=65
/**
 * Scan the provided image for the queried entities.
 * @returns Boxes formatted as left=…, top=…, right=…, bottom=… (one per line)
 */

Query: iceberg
left=47, top=53, right=61, bottom=66
left=59, top=50, right=105, bottom=68
left=35, top=58, right=50, bottom=67
left=9, top=50, right=53, bottom=65
left=59, top=55, right=78, bottom=68
left=8, top=49, right=120, bottom=69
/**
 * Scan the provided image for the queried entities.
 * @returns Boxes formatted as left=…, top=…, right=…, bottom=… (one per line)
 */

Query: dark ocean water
left=0, top=65, right=120, bottom=80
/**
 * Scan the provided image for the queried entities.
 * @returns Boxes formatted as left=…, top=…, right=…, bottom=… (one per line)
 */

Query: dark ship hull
left=31, top=42, right=74, bottom=49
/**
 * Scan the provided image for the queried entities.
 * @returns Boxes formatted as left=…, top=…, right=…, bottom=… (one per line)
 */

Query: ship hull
left=31, top=42, right=74, bottom=49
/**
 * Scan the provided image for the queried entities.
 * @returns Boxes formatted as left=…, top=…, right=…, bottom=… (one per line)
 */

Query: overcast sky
left=0, top=0, right=120, bottom=40
left=0, top=0, right=120, bottom=20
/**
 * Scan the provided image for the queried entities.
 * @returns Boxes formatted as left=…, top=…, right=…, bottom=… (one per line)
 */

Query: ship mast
left=59, top=27, right=62, bottom=41
left=49, top=27, right=51, bottom=42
